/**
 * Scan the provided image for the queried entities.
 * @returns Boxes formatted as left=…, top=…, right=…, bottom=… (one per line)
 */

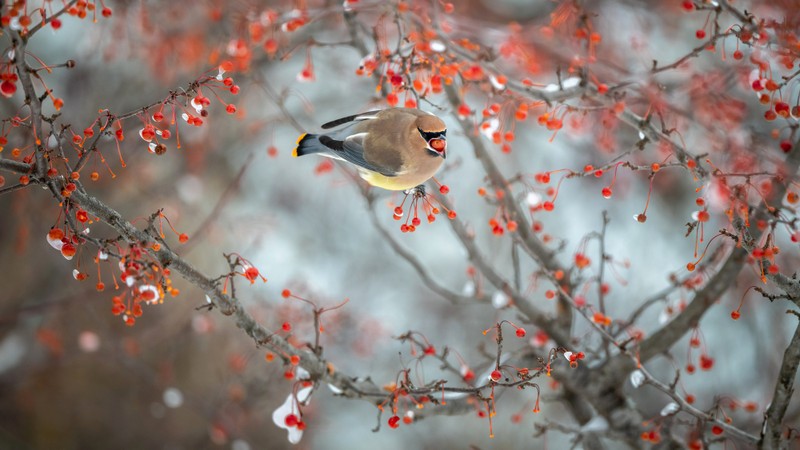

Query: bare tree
left=1, top=0, right=799, bottom=448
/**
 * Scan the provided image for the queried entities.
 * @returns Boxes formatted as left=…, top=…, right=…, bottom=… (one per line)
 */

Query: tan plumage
left=294, top=108, right=447, bottom=191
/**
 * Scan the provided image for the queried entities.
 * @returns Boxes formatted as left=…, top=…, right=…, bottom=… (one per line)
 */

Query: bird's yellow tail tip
left=293, top=133, right=307, bottom=158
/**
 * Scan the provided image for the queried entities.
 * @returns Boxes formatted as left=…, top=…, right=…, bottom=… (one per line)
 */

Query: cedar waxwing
left=293, top=107, right=447, bottom=191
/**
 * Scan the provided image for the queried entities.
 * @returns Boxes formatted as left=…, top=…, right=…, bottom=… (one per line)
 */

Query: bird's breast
left=359, top=155, right=443, bottom=191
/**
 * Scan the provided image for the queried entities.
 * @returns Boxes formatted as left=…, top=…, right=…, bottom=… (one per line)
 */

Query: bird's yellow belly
left=360, top=169, right=436, bottom=191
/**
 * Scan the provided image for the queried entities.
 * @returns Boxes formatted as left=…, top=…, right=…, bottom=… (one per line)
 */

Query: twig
left=361, top=187, right=485, bottom=305
left=0, top=182, right=33, bottom=195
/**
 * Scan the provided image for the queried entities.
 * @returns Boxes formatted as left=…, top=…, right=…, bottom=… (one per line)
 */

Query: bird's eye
left=429, top=138, right=446, bottom=152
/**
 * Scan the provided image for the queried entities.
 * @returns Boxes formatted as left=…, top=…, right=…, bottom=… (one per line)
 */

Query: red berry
left=536, top=172, right=551, bottom=184
left=462, top=368, right=475, bottom=381
left=140, top=125, right=156, bottom=141
left=515, top=328, right=526, bottom=338
left=601, top=187, right=612, bottom=198
left=765, top=79, right=779, bottom=91
left=490, top=369, right=502, bottom=381
left=61, top=242, right=77, bottom=259
left=439, top=185, right=449, bottom=194
left=0, top=80, right=17, bottom=97
left=244, top=266, right=259, bottom=283
left=284, top=414, right=299, bottom=427
left=264, top=39, right=278, bottom=55
left=699, top=354, right=714, bottom=370
left=695, top=29, right=706, bottom=39
left=48, top=228, right=65, bottom=242
left=388, top=415, right=400, bottom=429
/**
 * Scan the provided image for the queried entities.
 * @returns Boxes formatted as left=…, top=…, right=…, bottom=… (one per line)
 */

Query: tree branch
left=361, top=187, right=487, bottom=305
left=0, top=158, right=34, bottom=174
left=639, top=144, right=800, bottom=363
left=759, top=315, right=800, bottom=448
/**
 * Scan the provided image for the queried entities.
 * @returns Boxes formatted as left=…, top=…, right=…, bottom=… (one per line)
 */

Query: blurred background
left=0, top=0, right=797, bottom=448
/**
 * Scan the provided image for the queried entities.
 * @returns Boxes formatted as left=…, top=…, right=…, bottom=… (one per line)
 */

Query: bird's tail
left=293, top=133, right=325, bottom=157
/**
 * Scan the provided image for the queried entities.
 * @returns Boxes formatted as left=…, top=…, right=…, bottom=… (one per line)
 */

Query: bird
left=293, top=107, right=447, bottom=191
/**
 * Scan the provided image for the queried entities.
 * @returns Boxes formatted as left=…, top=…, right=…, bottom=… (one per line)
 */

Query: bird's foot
left=404, top=184, right=426, bottom=199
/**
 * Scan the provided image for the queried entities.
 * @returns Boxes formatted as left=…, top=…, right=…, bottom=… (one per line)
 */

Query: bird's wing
left=321, top=110, right=382, bottom=129
left=342, top=133, right=402, bottom=177
left=316, top=132, right=399, bottom=177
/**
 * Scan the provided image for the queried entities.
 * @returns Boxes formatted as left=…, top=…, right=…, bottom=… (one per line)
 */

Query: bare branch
left=639, top=144, right=800, bottom=363
left=759, top=315, right=800, bottom=448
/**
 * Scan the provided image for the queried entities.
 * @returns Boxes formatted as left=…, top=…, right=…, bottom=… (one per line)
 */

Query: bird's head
left=416, top=115, right=447, bottom=159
